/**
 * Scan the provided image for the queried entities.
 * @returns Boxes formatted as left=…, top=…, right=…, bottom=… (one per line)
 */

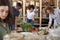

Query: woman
left=45, top=7, right=60, bottom=29
left=26, top=5, right=35, bottom=26
left=0, top=0, right=13, bottom=40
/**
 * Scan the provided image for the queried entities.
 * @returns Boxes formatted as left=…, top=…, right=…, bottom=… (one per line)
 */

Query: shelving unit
left=12, top=0, right=59, bottom=27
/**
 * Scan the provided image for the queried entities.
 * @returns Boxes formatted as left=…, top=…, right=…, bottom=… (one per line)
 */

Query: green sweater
left=0, top=22, right=10, bottom=40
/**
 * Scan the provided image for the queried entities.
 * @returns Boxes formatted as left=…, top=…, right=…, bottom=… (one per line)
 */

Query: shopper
left=26, top=5, right=35, bottom=26
left=10, top=2, right=22, bottom=30
left=0, top=0, right=13, bottom=40
left=45, top=7, right=60, bottom=29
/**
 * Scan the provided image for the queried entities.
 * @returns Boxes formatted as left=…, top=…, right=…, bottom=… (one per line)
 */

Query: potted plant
left=21, top=22, right=34, bottom=32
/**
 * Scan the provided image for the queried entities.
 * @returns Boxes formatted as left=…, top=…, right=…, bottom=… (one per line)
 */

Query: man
left=10, top=2, right=22, bottom=30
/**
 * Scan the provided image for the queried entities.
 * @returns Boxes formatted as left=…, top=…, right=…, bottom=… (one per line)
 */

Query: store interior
left=3, top=0, right=60, bottom=40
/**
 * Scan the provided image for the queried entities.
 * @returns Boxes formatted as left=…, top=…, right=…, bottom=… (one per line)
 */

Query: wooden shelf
left=42, top=17, right=49, bottom=19
left=42, top=24, right=48, bottom=25
left=34, top=17, right=40, bottom=19
left=34, top=21, right=39, bottom=22
left=34, top=23, right=39, bottom=25
left=42, top=6, right=56, bottom=8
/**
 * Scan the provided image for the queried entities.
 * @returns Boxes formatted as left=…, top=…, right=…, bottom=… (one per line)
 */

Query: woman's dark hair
left=0, top=0, right=14, bottom=25
left=28, top=5, right=35, bottom=10
left=45, top=7, right=54, bottom=13
left=16, top=2, right=22, bottom=7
